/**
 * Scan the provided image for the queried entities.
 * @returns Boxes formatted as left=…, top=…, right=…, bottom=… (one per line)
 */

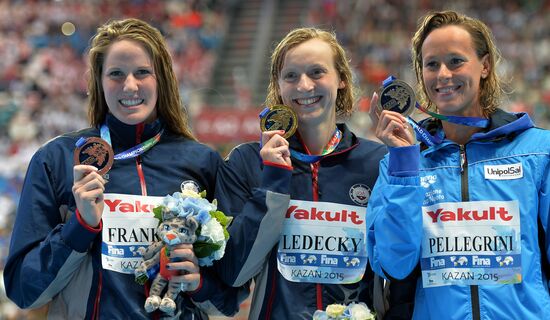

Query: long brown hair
left=411, top=11, right=504, bottom=116
left=87, top=18, right=195, bottom=139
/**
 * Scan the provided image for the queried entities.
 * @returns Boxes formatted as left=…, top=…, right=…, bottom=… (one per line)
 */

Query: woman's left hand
left=168, top=243, right=201, bottom=292
left=369, top=92, right=415, bottom=147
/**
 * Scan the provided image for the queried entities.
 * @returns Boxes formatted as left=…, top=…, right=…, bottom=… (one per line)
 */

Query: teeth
left=438, top=87, right=455, bottom=93
left=120, top=99, right=143, bottom=106
left=296, top=97, right=320, bottom=105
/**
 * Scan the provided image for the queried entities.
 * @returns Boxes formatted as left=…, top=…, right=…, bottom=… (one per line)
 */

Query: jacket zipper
left=311, top=162, right=323, bottom=311
left=134, top=123, right=156, bottom=319
left=91, top=124, right=148, bottom=319
left=91, top=270, right=102, bottom=319
left=459, top=145, right=480, bottom=320
left=135, top=124, right=147, bottom=196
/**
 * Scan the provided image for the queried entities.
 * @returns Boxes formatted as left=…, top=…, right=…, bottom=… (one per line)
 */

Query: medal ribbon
left=75, top=123, right=163, bottom=160
left=290, top=128, right=342, bottom=163
left=382, top=76, right=489, bottom=146
left=100, top=123, right=163, bottom=160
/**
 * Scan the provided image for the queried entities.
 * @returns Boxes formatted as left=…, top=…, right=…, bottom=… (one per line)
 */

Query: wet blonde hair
left=412, top=10, right=503, bottom=116
left=265, top=27, right=357, bottom=117
left=87, top=18, right=195, bottom=139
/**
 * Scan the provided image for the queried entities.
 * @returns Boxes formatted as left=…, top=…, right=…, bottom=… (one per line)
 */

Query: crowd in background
left=301, top=0, right=550, bottom=137
left=0, top=0, right=548, bottom=318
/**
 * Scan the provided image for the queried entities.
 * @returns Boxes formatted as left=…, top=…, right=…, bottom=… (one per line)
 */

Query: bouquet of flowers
left=154, top=188, right=232, bottom=266
left=313, top=302, right=375, bottom=320
left=134, top=186, right=231, bottom=315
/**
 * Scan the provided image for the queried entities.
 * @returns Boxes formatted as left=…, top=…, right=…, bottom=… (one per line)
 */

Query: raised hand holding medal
left=73, top=136, right=114, bottom=176
left=377, top=78, right=416, bottom=117
left=369, top=78, right=416, bottom=148
left=258, top=105, right=297, bottom=167
left=260, top=104, right=298, bottom=139
left=372, top=76, right=490, bottom=147
left=72, top=136, right=113, bottom=228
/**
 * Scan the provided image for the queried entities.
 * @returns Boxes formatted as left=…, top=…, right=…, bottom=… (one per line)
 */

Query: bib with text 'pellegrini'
left=421, top=200, right=522, bottom=288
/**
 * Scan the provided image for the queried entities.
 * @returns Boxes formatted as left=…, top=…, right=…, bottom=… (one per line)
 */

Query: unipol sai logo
left=484, top=163, right=523, bottom=180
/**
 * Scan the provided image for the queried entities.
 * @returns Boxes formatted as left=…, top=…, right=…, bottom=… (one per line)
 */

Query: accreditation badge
left=74, top=137, right=114, bottom=175
left=420, top=200, right=522, bottom=288
left=260, top=105, right=298, bottom=139
left=101, top=194, right=163, bottom=274
left=277, top=200, right=368, bottom=284
left=378, top=79, right=415, bottom=117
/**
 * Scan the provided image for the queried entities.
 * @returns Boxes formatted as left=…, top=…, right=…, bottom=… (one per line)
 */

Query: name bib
left=277, top=200, right=367, bottom=284
left=101, top=193, right=163, bottom=274
left=421, top=200, right=522, bottom=287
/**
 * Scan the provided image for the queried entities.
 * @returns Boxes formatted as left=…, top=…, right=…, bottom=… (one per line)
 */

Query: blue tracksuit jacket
left=4, top=115, right=245, bottom=319
left=215, top=123, right=416, bottom=319
left=367, top=110, right=550, bottom=319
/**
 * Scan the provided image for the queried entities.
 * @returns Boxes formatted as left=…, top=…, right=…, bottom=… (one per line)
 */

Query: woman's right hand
left=72, top=165, right=107, bottom=228
left=259, top=130, right=292, bottom=167
left=369, top=92, right=415, bottom=147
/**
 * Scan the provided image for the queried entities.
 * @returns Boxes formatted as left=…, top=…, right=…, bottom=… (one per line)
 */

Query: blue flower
left=195, top=210, right=211, bottom=225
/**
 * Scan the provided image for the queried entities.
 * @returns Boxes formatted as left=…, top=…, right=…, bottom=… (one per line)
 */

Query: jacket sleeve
left=188, top=265, right=250, bottom=316
left=539, top=154, right=550, bottom=290
left=214, top=145, right=292, bottom=286
left=3, top=146, right=100, bottom=308
left=366, top=145, right=424, bottom=280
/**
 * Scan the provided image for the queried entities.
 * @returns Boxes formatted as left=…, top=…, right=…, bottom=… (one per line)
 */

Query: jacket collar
left=104, top=114, right=164, bottom=150
left=420, top=109, right=533, bottom=146
left=287, top=123, right=358, bottom=158
left=471, top=109, right=533, bottom=142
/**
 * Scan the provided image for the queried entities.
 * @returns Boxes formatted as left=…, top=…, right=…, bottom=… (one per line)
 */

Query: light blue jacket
left=367, top=110, right=550, bottom=320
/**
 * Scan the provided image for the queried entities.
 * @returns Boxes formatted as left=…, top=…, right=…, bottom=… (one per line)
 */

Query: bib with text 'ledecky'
left=277, top=200, right=367, bottom=284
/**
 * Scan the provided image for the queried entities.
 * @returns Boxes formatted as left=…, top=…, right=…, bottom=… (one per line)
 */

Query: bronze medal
left=73, top=137, right=114, bottom=175
left=378, top=79, right=415, bottom=117
left=260, top=105, right=298, bottom=139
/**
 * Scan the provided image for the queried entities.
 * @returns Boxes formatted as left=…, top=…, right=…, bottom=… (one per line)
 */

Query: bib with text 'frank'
left=101, top=193, right=163, bottom=274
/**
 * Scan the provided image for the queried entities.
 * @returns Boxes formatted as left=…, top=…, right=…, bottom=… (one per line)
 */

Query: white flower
left=326, top=304, right=346, bottom=318
left=200, top=218, right=225, bottom=242
left=348, top=303, right=375, bottom=320
left=180, top=188, right=202, bottom=199
left=313, top=302, right=375, bottom=320
left=197, top=218, right=226, bottom=266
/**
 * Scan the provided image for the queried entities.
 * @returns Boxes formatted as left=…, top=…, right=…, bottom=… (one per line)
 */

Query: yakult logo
left=484, top=163, right=523, bottom=180
left=426, top=205, right=512, bottom=223
left=104, top=199, right=156, bottom=213
left=286, top=205, right=364, bottom=225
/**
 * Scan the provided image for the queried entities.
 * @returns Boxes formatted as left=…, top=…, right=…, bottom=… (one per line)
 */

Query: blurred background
left=0, top=0, right=548, bottom=318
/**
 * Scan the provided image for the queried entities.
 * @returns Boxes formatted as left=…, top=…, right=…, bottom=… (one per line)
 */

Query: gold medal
left=260, top=105, right=298, bottom=139
left=378, top=79, right=415, bottom=117
left=73, top=137, right=114, bottom=175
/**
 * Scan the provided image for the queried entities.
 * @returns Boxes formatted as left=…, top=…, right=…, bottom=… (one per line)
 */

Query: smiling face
left=102, top=39, right=158, bottom=125
left=421, top=25, right=490, bottom=117
left=278, top=38, right=345, bottom=128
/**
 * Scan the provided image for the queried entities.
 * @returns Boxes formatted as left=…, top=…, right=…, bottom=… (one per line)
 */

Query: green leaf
left=153, top=206, right=164, bottom=224
left=193, top=241, right=222, bottom=258
left=210, top=210, right=232, bottom=227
